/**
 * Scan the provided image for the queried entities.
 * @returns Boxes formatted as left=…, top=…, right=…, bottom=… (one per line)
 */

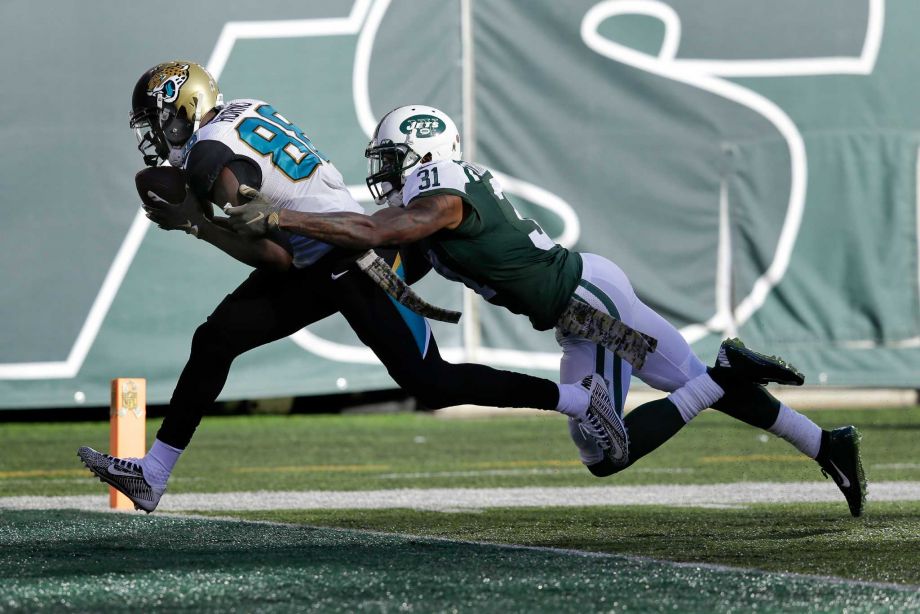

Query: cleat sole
left=722, top=338, right=805, bottom=386
left=582, top=375, right=629, bottom=467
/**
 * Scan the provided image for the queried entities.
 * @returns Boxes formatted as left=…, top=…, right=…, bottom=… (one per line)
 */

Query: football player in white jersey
left=78, top=62, right=688, bottom=513
left=227, top=104, right=867, bottom=517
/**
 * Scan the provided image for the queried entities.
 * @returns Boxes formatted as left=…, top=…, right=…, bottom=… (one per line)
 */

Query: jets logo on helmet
left=399, top=115, right=445, bottom=138
left=366, top=105, right=461, bottom=207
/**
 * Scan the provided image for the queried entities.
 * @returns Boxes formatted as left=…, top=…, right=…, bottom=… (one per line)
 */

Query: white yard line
left=375, top=466, right=695, bottom=479
left=2, top=481, right=919, bottom=512
left=434, top=388, right=919, bottom=416
left=874, top=463, right=920, bottom=470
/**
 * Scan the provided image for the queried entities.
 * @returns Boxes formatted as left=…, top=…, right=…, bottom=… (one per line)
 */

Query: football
left=135, top=165, right=187, bottom=206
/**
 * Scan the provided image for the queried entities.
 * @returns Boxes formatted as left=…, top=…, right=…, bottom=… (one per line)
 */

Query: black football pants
left=156, top=249, right=559, bottom=449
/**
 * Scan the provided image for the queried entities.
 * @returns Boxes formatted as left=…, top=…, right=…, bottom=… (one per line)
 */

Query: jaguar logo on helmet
left=147, top=63, right=190, bottom=104
left=399, top=115, right=445, bottom=138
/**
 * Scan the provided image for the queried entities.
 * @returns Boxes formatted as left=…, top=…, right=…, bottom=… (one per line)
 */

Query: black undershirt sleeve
left=399, top=242, right=433, bottom=285
left=225, top=158, right=261, bottom=194
left=184, top=139, right=287, bottom=251
left=184, top=140, right=262, bottom=202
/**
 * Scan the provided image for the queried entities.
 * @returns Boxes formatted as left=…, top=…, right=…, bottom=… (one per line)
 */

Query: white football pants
left=556, top=252, right=707, bottom=411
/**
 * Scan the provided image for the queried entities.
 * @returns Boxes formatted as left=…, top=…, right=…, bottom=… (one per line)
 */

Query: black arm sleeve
left=185, top=140, right=262, bottom=202
left=399, top=242, right=432, bottom=285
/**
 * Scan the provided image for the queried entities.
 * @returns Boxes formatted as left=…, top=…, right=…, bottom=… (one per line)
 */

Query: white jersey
left=181, top=98, right=364, bottom=267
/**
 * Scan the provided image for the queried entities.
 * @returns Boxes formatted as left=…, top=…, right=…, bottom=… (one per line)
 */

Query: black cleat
left=77, top=446, right=164, bottom=513
left=714, top=337, right=805, bottom=386
left=816, top=426, right=867, bottom=517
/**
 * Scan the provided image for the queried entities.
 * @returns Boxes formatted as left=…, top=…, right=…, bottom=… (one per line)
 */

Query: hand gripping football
left=135, top=166, right=188, bottom=206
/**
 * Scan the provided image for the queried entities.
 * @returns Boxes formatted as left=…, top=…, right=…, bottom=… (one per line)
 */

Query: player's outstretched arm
left=226, top=190, right=465, bottom=250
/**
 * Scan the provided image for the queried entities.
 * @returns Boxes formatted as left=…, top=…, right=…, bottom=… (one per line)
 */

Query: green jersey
left=402, top=159, right=583, bottom=331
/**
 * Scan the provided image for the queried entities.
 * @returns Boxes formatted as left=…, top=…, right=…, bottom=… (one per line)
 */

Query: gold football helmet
left=130, top=61, right=223, bottom=166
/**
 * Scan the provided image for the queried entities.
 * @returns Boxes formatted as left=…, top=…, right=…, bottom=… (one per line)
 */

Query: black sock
left=711, top=382, right=780, bottom=430
left=623, top=398, right=687, bottom=466
left=815, top=430, right=832, bottom=461
left=706, top=365, right=741, bottom=393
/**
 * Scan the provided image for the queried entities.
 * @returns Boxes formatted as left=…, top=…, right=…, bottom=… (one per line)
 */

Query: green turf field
left=1, top=406, right=919, bottom=611
left=3, top=407, right=920, bottom=494
left=227, top=502, right=920, bottom=584
left=2, top=510, right=918, bottom=613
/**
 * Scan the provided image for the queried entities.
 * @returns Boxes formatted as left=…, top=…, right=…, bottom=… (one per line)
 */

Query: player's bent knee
left=386, top=364, right=461, bottom=409
left=387, top=373, right=449, bottom=409
left=190, top=321, right=244, bottom=360
left=411, top=385, right=454, bottom=410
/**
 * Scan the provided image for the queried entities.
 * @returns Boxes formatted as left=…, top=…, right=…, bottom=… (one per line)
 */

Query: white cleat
left=77, top=446, right=165, bottom=513
left=576, top=374, right=629, bottom=467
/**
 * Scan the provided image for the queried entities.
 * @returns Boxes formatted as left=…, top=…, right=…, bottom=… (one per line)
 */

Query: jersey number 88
left=237, top=105, right=325, bottom=182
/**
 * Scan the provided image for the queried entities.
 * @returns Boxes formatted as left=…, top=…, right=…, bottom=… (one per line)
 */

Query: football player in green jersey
left=227, top=105, right=866, bottom=517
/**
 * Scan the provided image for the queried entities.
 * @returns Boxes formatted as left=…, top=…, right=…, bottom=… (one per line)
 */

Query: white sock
left=667, top=373, right=724, bottom=423
left=556, top=382, right=589, bottom=419
left=141, top=439, right=184, bottom=488
left=768, top=404, right=822, bottom=458
left=567, top=417, right=605, bottom=465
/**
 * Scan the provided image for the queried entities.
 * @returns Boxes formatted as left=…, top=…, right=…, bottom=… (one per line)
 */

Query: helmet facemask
left=365, top=141, right=421, bottom=207
left=129, top=99, right=194, bottom=167
left=130, top=107, right=169, bottom=167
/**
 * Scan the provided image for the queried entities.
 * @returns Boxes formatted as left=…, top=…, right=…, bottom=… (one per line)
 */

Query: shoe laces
left=581, top=414, right=612, bottom=450
left=114, top=457, right=141, bottom=472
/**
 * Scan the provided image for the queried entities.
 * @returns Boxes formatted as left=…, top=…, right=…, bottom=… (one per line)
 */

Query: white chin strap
left=384, top=187, right=404, bottom=208
left=372, top=180, right=404, bottom=208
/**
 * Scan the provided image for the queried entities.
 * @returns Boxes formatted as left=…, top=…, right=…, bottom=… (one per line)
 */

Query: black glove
left=143, top=191, right=208, bottom=236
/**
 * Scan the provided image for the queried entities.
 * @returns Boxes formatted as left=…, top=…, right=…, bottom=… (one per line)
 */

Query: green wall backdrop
left=1, top=0, right=917, bottom=408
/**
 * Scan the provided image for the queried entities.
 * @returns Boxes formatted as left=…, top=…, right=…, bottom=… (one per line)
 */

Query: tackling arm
left=230, top=193, right=466, bottom=250
left=197, top=167, right=292, bottom=271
